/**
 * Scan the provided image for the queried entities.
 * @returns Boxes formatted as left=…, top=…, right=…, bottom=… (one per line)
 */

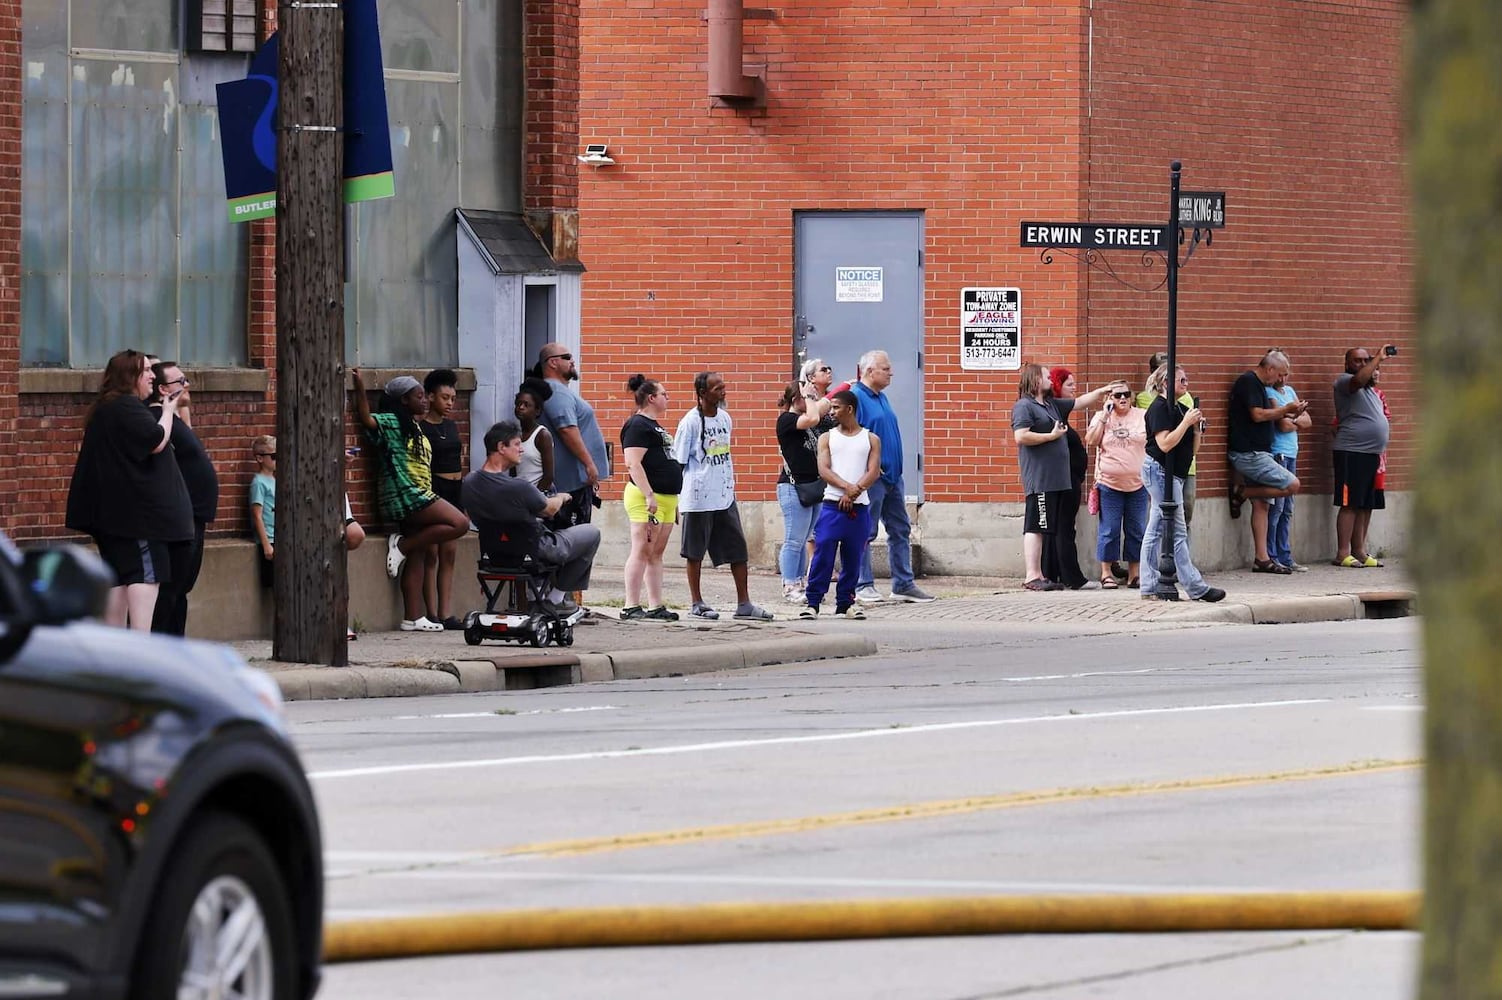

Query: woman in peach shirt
left=1086, top=385, right=1150, bottom=588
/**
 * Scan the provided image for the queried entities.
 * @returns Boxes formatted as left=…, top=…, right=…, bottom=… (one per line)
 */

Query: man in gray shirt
left=1332, top=345, right=1395, bottom=568
left=536, top=343, right=611, bottom=529
left=463, top=419, right=601, bottom=615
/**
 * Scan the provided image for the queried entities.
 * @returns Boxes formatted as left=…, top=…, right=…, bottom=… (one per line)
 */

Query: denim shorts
left=1228, top=450, right=1296, bottom=490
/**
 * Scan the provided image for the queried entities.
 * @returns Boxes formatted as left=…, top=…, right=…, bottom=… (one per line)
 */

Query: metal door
left=794, top=211, right=925, bottom=498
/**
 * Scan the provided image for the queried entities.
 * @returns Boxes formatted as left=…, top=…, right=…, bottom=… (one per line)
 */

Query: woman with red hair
left=1043, top=367, right=1123, bottom=590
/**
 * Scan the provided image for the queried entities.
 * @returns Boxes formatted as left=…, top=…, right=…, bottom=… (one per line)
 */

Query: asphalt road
left=293, top=617, right=1422, bottom=999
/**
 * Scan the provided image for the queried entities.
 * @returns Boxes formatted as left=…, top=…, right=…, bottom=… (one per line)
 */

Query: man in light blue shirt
left=1265, top=365, right=1311, bottom=571
left=537, top=343, right=610, bottom=529
left=851, top=350, right=935, bottom=604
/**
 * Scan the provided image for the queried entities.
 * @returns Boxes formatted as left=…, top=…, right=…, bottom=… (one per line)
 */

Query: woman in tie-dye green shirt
left=350, top=368, right=470, bottom=631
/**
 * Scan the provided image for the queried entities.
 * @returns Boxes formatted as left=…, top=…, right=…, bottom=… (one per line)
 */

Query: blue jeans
left=776, top=482, right=817, bottom=584
left=1268, top=454, right=1297, bottom=566
left=806, top=502, right=872, bottom=611
left=857, top=475, right=914, bottom=593
left=1095, top=484, right=1148, bottom=563
left=1139, top=459, right=1210, bottom=599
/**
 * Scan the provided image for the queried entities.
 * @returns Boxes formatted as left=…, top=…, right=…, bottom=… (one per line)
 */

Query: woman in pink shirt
left=1086, top=385, right=1150, bottom=588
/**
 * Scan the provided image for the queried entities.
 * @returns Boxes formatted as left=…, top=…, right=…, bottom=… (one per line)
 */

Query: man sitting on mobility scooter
left=461, top=419, right=601, bottom=645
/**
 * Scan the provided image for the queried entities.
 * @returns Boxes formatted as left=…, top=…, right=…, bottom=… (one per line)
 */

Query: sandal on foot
left=1127, top=577, right=1140, bottom=589
left=1229, top=484, right=1246, bottom=520
left=1336, top=555, right=1363, bottom=568
left=1099, top=576, right=1120, bottom=589
left=1355, top=554, right=1384, bottom=568
left=1253, top=559, right=1292, bottom=575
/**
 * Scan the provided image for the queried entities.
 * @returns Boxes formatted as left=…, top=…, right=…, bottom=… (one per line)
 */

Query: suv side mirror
left=22, top=545, right=113, bottom=625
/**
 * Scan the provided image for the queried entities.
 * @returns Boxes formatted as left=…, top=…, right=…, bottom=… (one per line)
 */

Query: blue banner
left=215, top=0, right=395, bottom=224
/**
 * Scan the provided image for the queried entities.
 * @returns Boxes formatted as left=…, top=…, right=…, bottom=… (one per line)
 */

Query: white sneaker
left=854, top=585, right=885, bottom=605
left=783, top=585, right=806, bottom=605
left=400, top=616, right=443, bottom=632
left=386, top=533, right=406, bottom=578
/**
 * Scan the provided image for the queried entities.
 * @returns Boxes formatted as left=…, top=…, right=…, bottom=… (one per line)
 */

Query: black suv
left=0, top=539, right=322, bottom=1000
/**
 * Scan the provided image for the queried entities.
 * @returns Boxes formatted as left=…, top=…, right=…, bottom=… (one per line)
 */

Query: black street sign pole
left=1153, top=161, right=1184, bottom=600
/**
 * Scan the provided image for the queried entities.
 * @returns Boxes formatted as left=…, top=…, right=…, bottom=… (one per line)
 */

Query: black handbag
left=784, top=458, right=825, bottom=507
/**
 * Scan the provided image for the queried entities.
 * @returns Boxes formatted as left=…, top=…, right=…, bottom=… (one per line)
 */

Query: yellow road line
left=496, top=758, right=1419, bottom=859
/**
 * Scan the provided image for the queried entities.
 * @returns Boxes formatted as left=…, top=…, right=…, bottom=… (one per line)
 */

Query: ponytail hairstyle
left=627, top=373, right=661, bottom=408
left=779, top=382, right=800, bottom=410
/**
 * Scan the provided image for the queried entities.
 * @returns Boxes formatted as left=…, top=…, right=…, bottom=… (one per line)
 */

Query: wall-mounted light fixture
left=577, top=143, right=616, bottom=168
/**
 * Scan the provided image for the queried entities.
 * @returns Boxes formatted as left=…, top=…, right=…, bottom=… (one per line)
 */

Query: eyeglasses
left=1111, top=391, right=1132, bottom=400
left=818, top=366, right=832, bottom=373
left=256, top=451, right=276, bottom=458
left=545, top=353, right=572, bottom=363
left=162, top=377, right=190, bottom=387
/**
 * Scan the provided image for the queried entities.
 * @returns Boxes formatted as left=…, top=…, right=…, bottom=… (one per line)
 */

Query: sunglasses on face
left=546, top=353, right=572, bottom=363
left=1111, top=392, right=1132, bottom=400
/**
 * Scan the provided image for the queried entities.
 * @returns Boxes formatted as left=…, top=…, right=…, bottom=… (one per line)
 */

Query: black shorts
left=1023, top=491, right=1065, bottom=535
left=94, top=535, right=180, bottom=587
left=1332, top=450, right=1385, bottom=511
left=432, top=476, right=465, bottom=511
left=258, top=550, right=274, bottom=589
left=679, top=503, right=750, bottom=567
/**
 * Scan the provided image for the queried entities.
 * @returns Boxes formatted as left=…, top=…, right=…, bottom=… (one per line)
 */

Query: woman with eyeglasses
left=619, top=374, right=682, bottom=621
left=1086, top=383, right=1149, bottom=588
left=776, top=382, right=826, bottom=603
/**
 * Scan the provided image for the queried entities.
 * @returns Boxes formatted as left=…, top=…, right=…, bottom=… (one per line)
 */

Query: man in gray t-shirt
left=536, top=343, right=611, bottom=530
left=1331, top=345, right=1395, bottom=568
left=463, top=419, right=601, bottom=611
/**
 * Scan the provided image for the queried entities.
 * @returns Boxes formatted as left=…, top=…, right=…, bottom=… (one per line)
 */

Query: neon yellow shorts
left=623, top=482, right=678, bottom=524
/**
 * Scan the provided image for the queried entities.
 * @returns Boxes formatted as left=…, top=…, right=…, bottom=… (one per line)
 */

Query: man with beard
left=536, top=343, right=610, bottom=529
left=1332, top=345, right=1395, bottom=568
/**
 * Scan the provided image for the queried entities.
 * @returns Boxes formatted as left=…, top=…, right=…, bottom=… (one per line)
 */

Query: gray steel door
left=794, top=211, right=925, bottom=498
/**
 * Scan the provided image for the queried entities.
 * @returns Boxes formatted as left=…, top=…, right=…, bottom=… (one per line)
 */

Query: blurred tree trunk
left=1409, top=0, right=1502, bottom=995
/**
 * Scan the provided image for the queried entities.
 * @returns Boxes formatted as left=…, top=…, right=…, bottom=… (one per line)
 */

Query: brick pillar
left=0, top=0, right=21, bottom=533
left=524, top=0, right=580, bottom=262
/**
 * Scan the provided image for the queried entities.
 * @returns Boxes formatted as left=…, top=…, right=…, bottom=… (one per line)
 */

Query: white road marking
left=1361, top=705, right=1424, bottom=712
left=308, top=698, right=1331, bottom=781
left=1004, top=668, right=1158, bottom=682
left=385, top=705, right=623, bottom=721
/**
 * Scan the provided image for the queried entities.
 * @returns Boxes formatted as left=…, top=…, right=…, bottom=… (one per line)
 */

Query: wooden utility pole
left=274, top=0, right=347, bottom=665
left=1410, top=0, right=1502, bottom=994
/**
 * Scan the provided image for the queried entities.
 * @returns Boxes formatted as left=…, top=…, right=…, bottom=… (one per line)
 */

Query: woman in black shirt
left=777, top=383, right=824, bottom=603
left=619, top=374, right=682, bottom=621
left=420, top=368, right=467, bottom=630
left=65, top=348, right=194, bottom=630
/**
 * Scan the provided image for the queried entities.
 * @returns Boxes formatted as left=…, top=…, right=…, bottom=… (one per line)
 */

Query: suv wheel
left=131, top=811, right=296, bottom=1000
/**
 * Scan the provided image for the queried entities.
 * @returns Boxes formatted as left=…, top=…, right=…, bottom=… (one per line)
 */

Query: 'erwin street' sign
left=1019, top=223, right=1168, bottom=249
left=1177, top=191, right=1226, bottom=228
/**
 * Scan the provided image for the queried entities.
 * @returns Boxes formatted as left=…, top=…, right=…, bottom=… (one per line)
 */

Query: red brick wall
left=0, top=0, right=19, bottom=533
left=578, top=0, right=1409, bottom=502
left=526, top=0, right=581, bottom=214
left=1084, top=0, right=1411, bottom=495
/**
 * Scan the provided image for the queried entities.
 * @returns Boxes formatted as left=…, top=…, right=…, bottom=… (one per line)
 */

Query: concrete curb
left=270, top=635, right=879, bottom=701
left=1156, top=592, right=1407, bottom=625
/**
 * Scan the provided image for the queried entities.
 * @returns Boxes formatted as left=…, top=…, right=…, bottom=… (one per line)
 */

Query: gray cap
left=384, top=375, right=422, bottom=400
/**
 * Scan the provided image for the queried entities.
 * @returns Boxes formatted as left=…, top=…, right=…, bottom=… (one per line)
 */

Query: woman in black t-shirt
left=65, top=348, right=194, bottom=630
left=419, top=368, right=468, bottom=630
left=776, top=383, right=825, bottom=603
left=619, top=374, right=683, bottom=621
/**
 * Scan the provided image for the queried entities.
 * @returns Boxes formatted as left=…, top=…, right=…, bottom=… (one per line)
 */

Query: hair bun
left=626, top=373, right=647, bottom=393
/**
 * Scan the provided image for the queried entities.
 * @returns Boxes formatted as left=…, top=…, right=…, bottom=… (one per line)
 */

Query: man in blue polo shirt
left=851, top=349, right=936, bottom=604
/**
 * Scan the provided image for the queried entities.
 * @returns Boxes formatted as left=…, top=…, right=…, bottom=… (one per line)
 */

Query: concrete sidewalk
left=241, top=558, right=1415, bottom=701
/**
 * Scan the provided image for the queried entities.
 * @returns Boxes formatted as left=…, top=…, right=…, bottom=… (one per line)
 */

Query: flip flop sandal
left=1335, top=555, right=1363, bottom=568
left=1127, top=577, right=1140, bottom=589
left=1100, top=576, right=1120, bottom=589
left=1356, top=555, right=1384, bottom=568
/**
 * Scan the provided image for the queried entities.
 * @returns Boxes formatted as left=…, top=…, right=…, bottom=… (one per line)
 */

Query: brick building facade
left=575, top=0, right=1410, bottom=573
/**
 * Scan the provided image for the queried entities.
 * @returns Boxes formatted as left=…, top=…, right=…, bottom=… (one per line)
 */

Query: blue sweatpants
left=805, top=501, right=872, bottom=611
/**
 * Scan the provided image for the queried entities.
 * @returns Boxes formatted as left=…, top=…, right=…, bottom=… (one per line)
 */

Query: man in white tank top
left=801, top=390, right=882, bottom=620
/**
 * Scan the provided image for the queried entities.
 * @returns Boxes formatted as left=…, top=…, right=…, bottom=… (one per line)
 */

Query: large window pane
left=21, top=35, right=71, bottom=366
left=72, top=0, right=178, bottom=54
left=350, top=79, right=458, bottom=366
left=179, top=55, right=249, bottom=365
left=460, top=0, right=521, bottom=211
left=377, top=0, right=459, bottom=73
left=70, top=59, right=179, bottom=366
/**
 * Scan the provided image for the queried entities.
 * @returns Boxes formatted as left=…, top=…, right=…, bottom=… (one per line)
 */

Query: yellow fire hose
left=323, top=891, right=1419, bottom=963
